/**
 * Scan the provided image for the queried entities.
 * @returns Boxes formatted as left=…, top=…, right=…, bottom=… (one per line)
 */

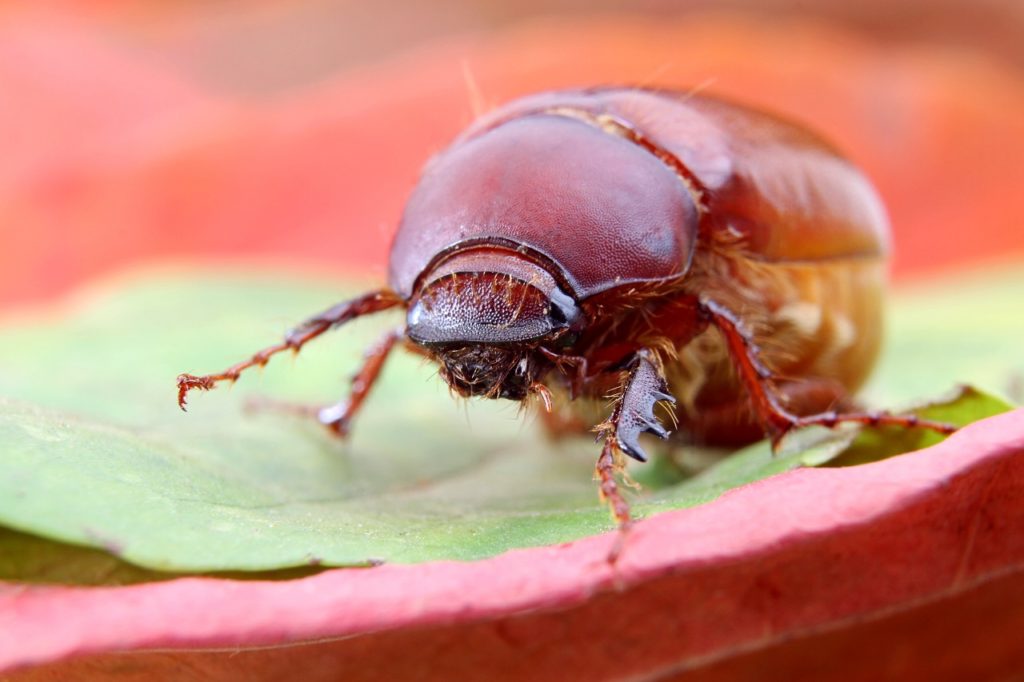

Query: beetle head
left=433, top=345, right=546, bottom=401
left=406, top=249, right=581, bottom=400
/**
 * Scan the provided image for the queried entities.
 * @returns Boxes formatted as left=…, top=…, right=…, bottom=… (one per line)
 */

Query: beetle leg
left=529, top=382, right=554, bottom=413
left=244, top=329, right=401, bottom=435
left=537, top=347, right=590, bottom=398
left=701, top=299, right=957, bottom=448
left=315, top=328, right=403, bottom=437
left=177, top=289, right=403, bottom=410
left=594, top=348, right=677, bottom=529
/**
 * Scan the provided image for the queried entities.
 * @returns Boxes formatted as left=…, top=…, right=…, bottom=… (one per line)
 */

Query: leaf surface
left=0, top=268, right=1017, bottom=578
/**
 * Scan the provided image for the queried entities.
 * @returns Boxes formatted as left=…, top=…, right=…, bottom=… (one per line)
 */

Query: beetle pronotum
left=178, top=87, right=955, bottom=528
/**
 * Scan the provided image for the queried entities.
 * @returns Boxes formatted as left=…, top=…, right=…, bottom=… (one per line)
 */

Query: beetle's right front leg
left=177, top=289, right=403, bottom=410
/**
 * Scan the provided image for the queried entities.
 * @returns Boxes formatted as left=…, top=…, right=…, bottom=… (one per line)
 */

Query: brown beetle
left=178, top=87, right=955, bottom=527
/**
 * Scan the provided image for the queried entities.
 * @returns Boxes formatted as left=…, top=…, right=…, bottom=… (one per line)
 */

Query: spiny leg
left=177, top=289, right=402, bottom=410
left=594, top=348, right=677, bottom=534
left=316, top=328, right=403, bottom=436
left=701, top=298, right=957, bottom=448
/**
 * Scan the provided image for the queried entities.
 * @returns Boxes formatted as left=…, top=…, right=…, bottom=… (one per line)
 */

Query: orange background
left=1, top=1, right=1023, bottom=307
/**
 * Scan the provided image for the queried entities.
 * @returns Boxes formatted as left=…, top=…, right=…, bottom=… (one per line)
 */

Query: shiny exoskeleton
left=178, top=87, right=955, bottom=529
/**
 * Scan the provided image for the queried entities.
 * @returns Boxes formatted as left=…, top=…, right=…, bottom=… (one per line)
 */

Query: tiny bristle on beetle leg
left=530, top=382, right=554, bottom=412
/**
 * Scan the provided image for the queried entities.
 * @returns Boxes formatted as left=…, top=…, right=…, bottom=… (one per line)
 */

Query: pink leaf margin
left=3, top=409, right=1023, bottom=680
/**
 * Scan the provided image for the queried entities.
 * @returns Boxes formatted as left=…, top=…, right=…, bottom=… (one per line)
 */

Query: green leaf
left=0, top=523, right=341, bottom=586
left=0, top=267, right=1019, bottom=581
left=829, top=385, right=1012, bottom=467
left=0, top=526, right=179, bottom=586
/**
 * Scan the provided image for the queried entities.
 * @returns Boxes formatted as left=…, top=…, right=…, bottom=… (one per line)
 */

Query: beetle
left=177, top=87, right=955, bottom=527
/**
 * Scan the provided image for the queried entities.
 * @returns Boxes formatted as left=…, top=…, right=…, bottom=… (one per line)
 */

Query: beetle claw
left=176, top=373, right=215, bottom=411
left=529, top=382, right=554, bottom=412
left=620, top=440, right=650, bottom=463
left=605, top=349, right=676, bottom=465
left=651, top=390, right=676, bottom=404
left=640, top=416, right=671, bottom=440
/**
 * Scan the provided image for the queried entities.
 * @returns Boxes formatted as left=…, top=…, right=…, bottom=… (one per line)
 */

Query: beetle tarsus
left=595, top=438, right=632, bottom=527
left=176, top=373, right=215, bottom=411
left=318, top=402, right=353, bottom=438
left=529, top=382, right=554, bottom=412
left=241, top=395, right=358, bottom=439
left=244, top=395, right=320, bottom=417
left=792, top=411, right=957, bottom=437
left=175, top=290, right=401, bottom=413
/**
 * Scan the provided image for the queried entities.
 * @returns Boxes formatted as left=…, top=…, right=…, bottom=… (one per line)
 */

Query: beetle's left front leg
left=316, top=328, right=403, bottom=436
left=246, top=328, right=402, bottom=438
left=594, top=349, right=677, bottom=529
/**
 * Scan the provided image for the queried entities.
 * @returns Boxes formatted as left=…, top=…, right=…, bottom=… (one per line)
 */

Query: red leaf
left=3, top=408, right=1023, bottom=679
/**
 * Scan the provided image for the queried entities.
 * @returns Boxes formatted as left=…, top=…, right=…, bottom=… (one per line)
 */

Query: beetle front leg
left=701, top=299, right=957, bottom=448
left=177, top=289, right=403, bottom=410
left=316, top=328, right=403, bottom=437
left=594, top=348, right=677, bottom=529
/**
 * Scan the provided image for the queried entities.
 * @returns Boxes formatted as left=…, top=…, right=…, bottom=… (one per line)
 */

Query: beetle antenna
left=678, top=77, right=718, bottom=103
left=461, top=60, right=487, bottom=119
left=635, top=61, right=674, bottom=90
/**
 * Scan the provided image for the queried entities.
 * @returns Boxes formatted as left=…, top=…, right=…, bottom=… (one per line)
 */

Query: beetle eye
left=546, top=288, right=581, bottom=331
left=548, top=304, right=567, bottom=326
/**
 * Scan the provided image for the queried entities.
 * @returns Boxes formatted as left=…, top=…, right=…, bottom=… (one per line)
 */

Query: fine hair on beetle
left=177, top=86, right=958, bottom=542
left=405, top=253, right=587, bottom=405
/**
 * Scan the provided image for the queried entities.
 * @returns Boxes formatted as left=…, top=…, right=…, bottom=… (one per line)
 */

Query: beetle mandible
left=177, top=87, right=955, bottom=527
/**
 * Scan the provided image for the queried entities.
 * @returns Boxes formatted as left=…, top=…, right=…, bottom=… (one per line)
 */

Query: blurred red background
left=1, top=0, right=1023, bottom=307
left=3, top=5, right=1024, bottom=679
